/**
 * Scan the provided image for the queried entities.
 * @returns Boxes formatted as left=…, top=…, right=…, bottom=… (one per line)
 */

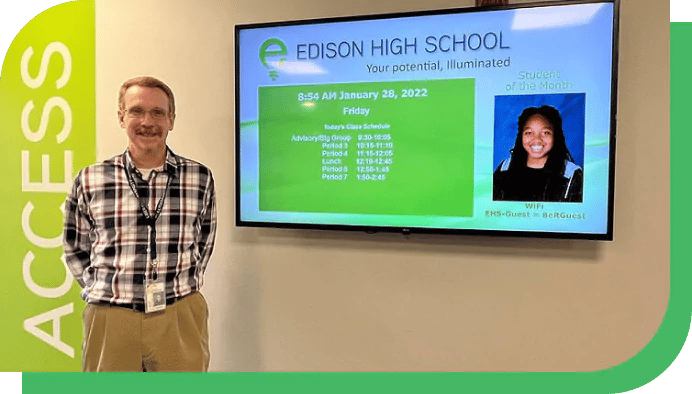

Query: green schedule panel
left=258, top=78, right=475, bottom=217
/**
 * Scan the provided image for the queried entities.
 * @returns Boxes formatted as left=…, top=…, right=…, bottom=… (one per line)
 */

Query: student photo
left=493, top=94, right=585, bottom=202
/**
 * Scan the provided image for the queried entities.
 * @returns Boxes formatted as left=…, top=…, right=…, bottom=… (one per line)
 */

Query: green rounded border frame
left=14, top=3, right=685, bottom=393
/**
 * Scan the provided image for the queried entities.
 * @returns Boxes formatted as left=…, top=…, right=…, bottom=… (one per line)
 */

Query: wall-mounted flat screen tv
left=235, top=0, right=619, bottom=240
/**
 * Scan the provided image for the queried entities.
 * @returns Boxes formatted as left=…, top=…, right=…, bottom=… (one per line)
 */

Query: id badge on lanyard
left=144, top=219, right=165, bottom=313
left=145, top=280, right=166, bottom=313
left=126, top=164, right=172, bottom=313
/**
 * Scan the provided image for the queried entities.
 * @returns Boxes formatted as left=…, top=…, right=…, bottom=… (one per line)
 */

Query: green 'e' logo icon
left=259, top=38, right=288, bottom=81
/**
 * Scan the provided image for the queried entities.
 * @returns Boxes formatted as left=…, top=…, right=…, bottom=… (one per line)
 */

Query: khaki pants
left=82, top=292, right=209, bottom=372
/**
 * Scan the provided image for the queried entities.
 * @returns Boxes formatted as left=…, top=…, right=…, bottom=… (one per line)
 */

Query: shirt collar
left=121, top=147, right=179, bottom=177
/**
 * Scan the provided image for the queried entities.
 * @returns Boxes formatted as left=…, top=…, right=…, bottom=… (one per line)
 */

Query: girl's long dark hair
left=507, top=105, right=573, bottom=174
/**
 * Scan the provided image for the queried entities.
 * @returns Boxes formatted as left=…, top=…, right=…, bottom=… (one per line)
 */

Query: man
left=63, top=76, right=216, bottom=372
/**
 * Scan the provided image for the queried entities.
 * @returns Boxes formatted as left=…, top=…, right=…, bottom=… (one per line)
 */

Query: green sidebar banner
left=0, top=0, right=95, bottom=371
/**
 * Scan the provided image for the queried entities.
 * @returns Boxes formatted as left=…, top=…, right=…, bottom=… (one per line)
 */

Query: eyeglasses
left=124, top=107, right=169, bottom=120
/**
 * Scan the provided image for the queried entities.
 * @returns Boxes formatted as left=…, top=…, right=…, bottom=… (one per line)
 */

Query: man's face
left=118, top=85, right=174, bottom=158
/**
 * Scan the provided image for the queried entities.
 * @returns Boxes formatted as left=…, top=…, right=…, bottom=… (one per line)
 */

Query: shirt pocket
left=88, top=192, right=139, bottom=264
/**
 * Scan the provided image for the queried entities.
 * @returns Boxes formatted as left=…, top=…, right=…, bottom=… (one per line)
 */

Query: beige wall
left=96, top=0, right=669, bottom=371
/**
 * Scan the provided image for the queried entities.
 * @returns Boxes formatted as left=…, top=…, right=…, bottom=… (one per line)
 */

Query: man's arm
left=62, top=173, right=93, bottom=288
left=197, top=170, right=217, bottom=271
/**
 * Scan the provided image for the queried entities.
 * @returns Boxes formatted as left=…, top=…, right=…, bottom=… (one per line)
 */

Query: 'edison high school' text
left=296, top=31, right=509, bottom=59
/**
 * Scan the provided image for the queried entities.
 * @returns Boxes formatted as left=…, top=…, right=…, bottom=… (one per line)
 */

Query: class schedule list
left=258, top=79, right=475, bottom=217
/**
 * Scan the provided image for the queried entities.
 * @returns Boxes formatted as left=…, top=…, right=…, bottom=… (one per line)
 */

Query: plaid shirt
left=63, top=148, right=216, bottom=304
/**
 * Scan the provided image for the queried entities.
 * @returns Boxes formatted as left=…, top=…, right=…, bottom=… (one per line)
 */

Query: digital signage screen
left=235, top=0, right=619, bottom=240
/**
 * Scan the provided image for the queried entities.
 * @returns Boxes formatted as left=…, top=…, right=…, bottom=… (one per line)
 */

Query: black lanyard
left=124, top=164, right=173, bottom=281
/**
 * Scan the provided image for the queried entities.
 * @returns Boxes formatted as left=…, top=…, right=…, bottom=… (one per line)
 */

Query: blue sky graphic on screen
left=235, top=1, right=617, bottom=239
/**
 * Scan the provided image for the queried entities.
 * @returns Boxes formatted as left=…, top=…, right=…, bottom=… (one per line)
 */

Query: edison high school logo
left=259, top=38, right=287, bottom=81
